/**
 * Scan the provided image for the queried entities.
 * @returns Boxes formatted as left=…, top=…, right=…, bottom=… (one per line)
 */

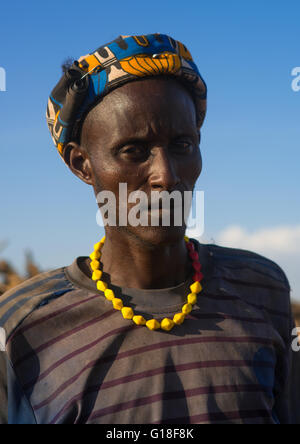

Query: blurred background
left=0, top=1, right=299, bottom=318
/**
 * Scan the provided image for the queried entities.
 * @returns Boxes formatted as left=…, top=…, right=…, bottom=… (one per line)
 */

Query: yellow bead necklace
left=89, top=236, right=204, bottom=331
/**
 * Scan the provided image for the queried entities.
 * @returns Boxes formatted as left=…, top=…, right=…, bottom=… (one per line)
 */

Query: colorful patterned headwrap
left=46, top=34, right=207, bottom=158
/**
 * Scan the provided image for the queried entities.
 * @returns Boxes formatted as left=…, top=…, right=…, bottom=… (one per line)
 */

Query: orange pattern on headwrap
left=120, top=53, right=181, bottom=77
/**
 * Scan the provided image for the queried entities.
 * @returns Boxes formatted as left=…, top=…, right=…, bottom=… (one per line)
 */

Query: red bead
left=193, top=271, right=204, bottom=282
left=192, top=261, right=202, bottom=271
left=186, top=242, right=195, bottom=252
left=189, top=251, right=199, bottom=261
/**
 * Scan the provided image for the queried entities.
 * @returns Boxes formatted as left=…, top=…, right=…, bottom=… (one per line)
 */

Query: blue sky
left=0, top=0, right=299, bottom=299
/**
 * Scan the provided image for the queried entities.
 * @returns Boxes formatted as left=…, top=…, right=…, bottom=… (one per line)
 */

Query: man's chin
left=122, top=225, right=187, bottom=247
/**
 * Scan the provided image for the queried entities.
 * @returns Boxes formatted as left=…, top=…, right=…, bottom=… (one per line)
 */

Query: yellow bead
left=121, top=307, right=134, bottom=320
left=94, top=237, right=105, bottom=251
left=146, top=319, right=161, bottom=331
left=182, top=303, right=192, bottom=314
left=133, top=315, right=147, bottom=326
left=90, top=251, right=101, bottom=260
left=161, top=318, right=175, bottom=331
left=96, top=280, right=108, bottom=292
left=173, top=313, right=185, bottom=325
left=90, top=260, right=100, bottom=271
left=112, top=298, right=123, bottom=310
left=184, top=235, right=190, bottom=242
left=94, top=242, right=102, bottom=251
left=190, top=281, right=202, bottom=294
left=92, top=270, right=102, bottom=281
left=104, top=289, right=115, bottom=300
left=187, top=292, right=197, bottom=305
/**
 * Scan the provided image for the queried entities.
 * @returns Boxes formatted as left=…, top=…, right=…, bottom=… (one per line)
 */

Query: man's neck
left=82, top=230, right=193, bottom=289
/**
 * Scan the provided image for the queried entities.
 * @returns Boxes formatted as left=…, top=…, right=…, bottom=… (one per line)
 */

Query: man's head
left=64, top=76, right=202, bottom=245
left=46, top=34, right=207, bottom=246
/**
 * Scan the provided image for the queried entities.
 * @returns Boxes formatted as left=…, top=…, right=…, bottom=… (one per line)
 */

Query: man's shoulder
left=0, top=267, right=75, bottom=342
left=194, top=239, right=290, bottom=292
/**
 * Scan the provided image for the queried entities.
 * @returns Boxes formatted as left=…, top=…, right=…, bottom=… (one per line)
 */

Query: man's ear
left=63, top=142, right=93, bottom=185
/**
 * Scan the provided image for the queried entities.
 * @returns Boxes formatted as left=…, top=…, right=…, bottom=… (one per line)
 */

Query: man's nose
left=148, top=148, right=180, bottom=191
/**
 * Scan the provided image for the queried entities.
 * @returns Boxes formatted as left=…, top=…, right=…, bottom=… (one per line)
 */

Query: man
left=0, top=34, right=294, bottom=424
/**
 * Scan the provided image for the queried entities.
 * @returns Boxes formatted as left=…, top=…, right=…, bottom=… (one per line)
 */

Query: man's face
left=73, top=77, right=202, bottom=246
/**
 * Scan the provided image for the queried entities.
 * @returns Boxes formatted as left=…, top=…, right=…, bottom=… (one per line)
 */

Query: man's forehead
left=92, top=76, right=195, bottom=116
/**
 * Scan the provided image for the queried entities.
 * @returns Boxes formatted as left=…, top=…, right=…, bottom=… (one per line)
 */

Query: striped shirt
left=0, top=241, right=294, bottom=424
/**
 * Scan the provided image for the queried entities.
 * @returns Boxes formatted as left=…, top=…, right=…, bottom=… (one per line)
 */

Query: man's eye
left=121, top=146, right=148, bottom=160
left=172, top=141, right=194, bottom=154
